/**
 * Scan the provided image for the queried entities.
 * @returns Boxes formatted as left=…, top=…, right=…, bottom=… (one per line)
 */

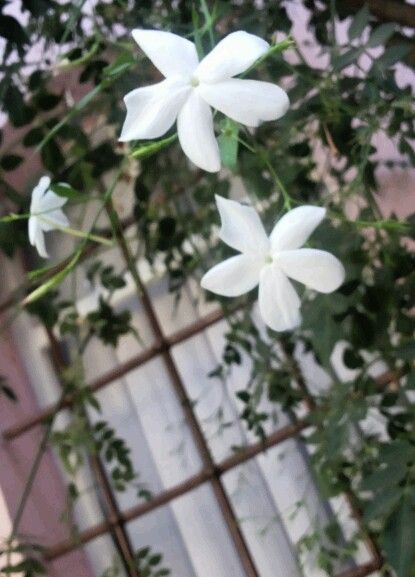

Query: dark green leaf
left=348, top=4, right=370, bottom=41
left=0, top=154, right=23, bottom=171
left=0, top=377, right=17, bottom=402
left=333, top=47, right=363, bottom=70
left=35, top=92, right=62, bottom=111
left=367, top=23, right=395, bottom=48
left=377, top=45, right=412, bottom=68
left=23, top=127, right=45, bottom=147
left=361, top=463, right=407, bottom=493
left=363, top=486, right=402, bottom=523
left=382, top=493, right=415, bottom=577
left=50, top=182, right=83, bottom=199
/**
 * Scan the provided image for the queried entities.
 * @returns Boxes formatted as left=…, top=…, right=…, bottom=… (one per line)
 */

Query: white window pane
left=222, top=461, right=302, bottom=577
left=127, top=484, right=246, bottom=577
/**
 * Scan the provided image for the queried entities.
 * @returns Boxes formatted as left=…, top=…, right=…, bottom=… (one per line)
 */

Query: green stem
left=49, top=223, right=113, bottom=246
left=56, top=40, right=100, bottom=70
left=241, top=37, right=295, bottom=77
left=199, top=0, right=215, bottom=49
left=129, top=133, right=178, bottom=159
left=265, top=160, right=292, bottom=210
left=239, top=136, right=293, bottom=210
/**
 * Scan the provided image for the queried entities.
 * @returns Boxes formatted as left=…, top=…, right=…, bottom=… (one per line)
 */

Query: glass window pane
left=90, top=358, right=203, bottom=511
left=126, top=483, right=246, bottom=577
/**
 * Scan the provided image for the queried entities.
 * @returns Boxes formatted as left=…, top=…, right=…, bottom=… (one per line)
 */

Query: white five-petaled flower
left=201, top=196, right=346, bottom=332
left=120, top=29, right=289, bottom=172
left=28, top=176, right=69, bottom=258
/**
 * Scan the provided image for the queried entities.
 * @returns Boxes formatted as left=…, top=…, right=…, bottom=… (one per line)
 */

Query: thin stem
left=129, top=133, right=177, bottom=159
left=10, top=386, right=68, bottom=539
left=241, top=37, right=295, bottom=77
left=239, top=136, right=292, bottom=210
left=105, top=199, right=143, bottom=297
left=263, top=159, right=292, bottom=210
left=50, top=223, right=113, bottom=247
left=9, top=327, right=91, bottom=542
left=199, top=0, right=216, bottom=49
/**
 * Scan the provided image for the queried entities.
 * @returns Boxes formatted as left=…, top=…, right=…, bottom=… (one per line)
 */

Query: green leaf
left=367, top=23, right=395, bottom=48
left=136, top=547, right=150, bottom=560
left=130, top=134, right=178, bottom=159
left=35, top=91, right=62, bottom=111
left=22, top=0, right=52, bottom=17
left=406, top=372, right=415, bottom=390
left=158, top=217, right=176, bottom=238
left=377, top=45, right=412, bottom=68
left=382, top=493, right=415, bottom=577
left=103, top=53, right=135, bottom=78
left=361, top=463, right=407, bottom=493
left=392, top=340, right=415, bottom=362
left=50, top=182, right=83, bottom=199
left=24, top=250, right=82, bottom=305
left=333, top=47, right=363, bottom=70
left=37, top=84, right=103, bottom=151
left=399, top=138, right=415, bottom=165
left=218, top=119, right=239, bottom=169
left=148, top=554, right=162, bottom=566
left=0, top=376, right=17, bottom=402
left=363, top=486, right=402, bottom=523
left=351, top=312, right=375, bottom=348
left=0, top=154, right=23, bottom=171
left=301, top=295, right=345, bottom=367
left=3, top=85, right=34, bottom=127
left=236, top=390, right=250, bottom=403
left=343, top=347, right=363, bottom=369
left=348, top=4, right=370, bottom=41
left=23, top=127, right=45, bottom=147
left=2, top=558, right=45, bottom=574
left=0, top=15, right=28, bottom=47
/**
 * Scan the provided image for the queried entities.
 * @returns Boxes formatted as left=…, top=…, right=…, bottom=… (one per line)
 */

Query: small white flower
left=201, top=196, right=346, bottom=332
left=120, top=30, right=289, bottom=172
left=28, top=176, right=69, bottom=258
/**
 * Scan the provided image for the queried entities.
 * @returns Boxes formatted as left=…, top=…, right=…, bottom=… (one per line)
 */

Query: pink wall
left=0, top=312, right=94, bottom=576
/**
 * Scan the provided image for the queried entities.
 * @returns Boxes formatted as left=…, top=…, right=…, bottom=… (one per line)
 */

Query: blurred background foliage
left=0, top=0, right=414, bottom=576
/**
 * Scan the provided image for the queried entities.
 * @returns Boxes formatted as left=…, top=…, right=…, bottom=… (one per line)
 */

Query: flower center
left=265, top=255, right=273, bottom=265
left=190, top=76, right=200, bottom=87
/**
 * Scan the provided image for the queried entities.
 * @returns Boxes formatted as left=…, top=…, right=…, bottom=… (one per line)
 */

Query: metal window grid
left=0, top=234, right=389, bottom=577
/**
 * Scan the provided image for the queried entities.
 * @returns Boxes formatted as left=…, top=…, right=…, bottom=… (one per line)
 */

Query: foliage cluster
left=0, top=1, right=414, bottom=576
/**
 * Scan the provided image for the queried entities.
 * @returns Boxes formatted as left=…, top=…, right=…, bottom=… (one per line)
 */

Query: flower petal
left=39, top=209, right=70, bottom=232
left=270, top=206, right=326, bottom=252
left=28, top=216, right=38, bottom=246
left=199, top=79, right=289, bottom=127
left=177, top=90, right=220, bottom=172
left=201, top=254, right=262, bottom=297
left=30, top=176, right=51, bottom=212
left=196, top=31, right=269, bottom=83
left=34, top=228, right=48, bottom=258
left=215, top=195, right=269, bottom=255
left=258, top=264, right=301, bottom=332
left=277, top=249, right=345, bottom=293
left=119, top=78, right=190, bottom=142
left=41, top=190, right=68, bottom=211
left=132, top=29, right=199, bottom=78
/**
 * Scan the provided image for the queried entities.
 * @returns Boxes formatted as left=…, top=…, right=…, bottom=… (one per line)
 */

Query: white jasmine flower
left=120, top=30, right=289, bottom=172
left=28, top=176, right=69, bottom=258
left=201, top=196, right=345, bottom=332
